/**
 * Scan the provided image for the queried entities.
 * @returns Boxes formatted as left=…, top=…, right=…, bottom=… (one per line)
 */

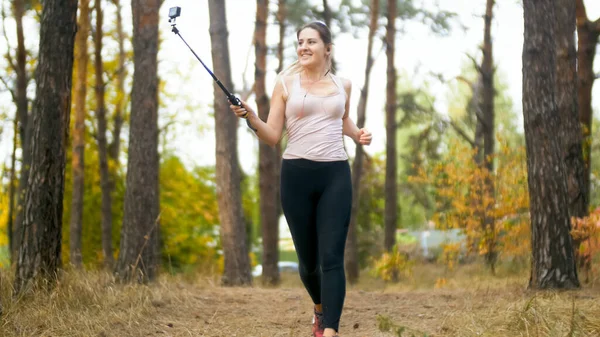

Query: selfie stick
left=168, top=7, right=257, bottom=131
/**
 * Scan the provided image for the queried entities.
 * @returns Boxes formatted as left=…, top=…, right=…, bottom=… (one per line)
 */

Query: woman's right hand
left=229, top=100, right=254, bottom=119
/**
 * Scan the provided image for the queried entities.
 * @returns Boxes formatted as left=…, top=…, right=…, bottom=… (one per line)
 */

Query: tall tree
left=208, top=0, right=252, bottom=286
left=275, top=0, right=286, bottom=74
left=93, top=0, right=115, bottom=268
left=69, top=0, right=91, bottom=268
left=7, top=114, right=18, bottom=261
left=345, top=0, right=379, bottom=284
left=108, top=0, right=126, bottom=162
left=480, top=0, right=497, bottom=272
left=255, top=0, right=280, bottom=286
left=14, top=0, right=78, bottom=293
left=320, top=0, right=336, bottom=71
left=575, top=0, right=599, bottom=210
left=115, top=0, right=161, bottom=283
left=9, top=0, right=32, bottom=260
left=556, top=0, right=587, bottom=220
left=522, top=0, right=579, bottom=289
left=384, top=0, right=398, bottom=252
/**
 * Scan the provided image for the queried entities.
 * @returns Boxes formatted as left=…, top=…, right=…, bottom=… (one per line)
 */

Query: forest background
left=1, top=0, right=600, bottom=335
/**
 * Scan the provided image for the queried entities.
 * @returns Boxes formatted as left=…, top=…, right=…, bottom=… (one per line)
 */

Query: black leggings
left=280, top=158, right=352, bottom=332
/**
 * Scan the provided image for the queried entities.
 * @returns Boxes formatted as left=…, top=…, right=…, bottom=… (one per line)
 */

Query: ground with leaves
left=2, top=266, right=600, bottom=337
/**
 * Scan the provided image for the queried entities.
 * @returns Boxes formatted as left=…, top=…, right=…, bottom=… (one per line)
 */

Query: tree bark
left=115, top=0, right=161, bottom=283
left=274, top=0, right=284, bottom=218
left=255, top=0, right=280, bottom=286
left=575, top=0, right=599, bottom=211
left=108, top=0, right=126, bottom=162
left=384, top=0, right=398, bottom=253
left=276, top=0, right=286, bottom=74
left=8, top=114, right=18, bottom=261
left=345, top=0, right=379, bottom=284
left=556, top=0, right=588, bottom=220
left=13, top=0, right=77, bottom=294
left=208, top=0, right=252, bottom=286
left=321, top=0, right=336, bottom=71
left=481, top=0, right=497, bottom=273
left=69, top=0, right=91, bottom=268
left=93, top=0, right=115, bottom=269
left=522, top=0, right=579, bottom=289
left=12, top=0, right=32, bottom=260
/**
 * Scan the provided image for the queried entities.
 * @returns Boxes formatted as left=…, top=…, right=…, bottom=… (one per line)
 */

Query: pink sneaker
left=312, top=309, right=325, bottom=337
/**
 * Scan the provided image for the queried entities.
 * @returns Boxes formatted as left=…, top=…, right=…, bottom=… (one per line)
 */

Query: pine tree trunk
left=8, top=115, right=18, bottom=261
left=93, top=0, right=115, bottom=269
left=69, top=0, right=91, bottom=268
left=556, top=0, right=587, bottom=220
left=109, top=0, right=126, bottom=162
left=522, top=0, right=579, bottom=289
left=13, top=0, right=77, bottom=294
left=384, top=0, right=398, bottom=253
left=255, top=0, right=280, bottom=286
left=481, top=0, right=497, bottom=273
left=115, top=0, right=161, bottom=283
left=346, top=0, right=379, bottom=284
left=12, top=0, right=31, bottom=260
left=275, top=0, right=284, bottom=218
left=321, top=0, right=336, bottom=71
left=575, top=0, right=599, bottom=211
left=208, top=0, right=252, bottom=286
left=276, top=0, right=286, bottom=74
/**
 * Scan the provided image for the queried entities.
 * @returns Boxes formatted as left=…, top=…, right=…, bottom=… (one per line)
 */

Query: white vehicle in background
left=252, top=261, right=299, bottom=277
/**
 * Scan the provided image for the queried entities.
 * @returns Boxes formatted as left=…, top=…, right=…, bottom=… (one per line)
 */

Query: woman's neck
left=302, top=67, right=329, bottom=82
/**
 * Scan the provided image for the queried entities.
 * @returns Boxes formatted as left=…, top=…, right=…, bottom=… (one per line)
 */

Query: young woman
left=230, top=21, right=372, bottom=337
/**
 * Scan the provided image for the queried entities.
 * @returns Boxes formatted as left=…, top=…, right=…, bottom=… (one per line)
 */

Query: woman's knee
left=320, top=252, right=345, bottom=272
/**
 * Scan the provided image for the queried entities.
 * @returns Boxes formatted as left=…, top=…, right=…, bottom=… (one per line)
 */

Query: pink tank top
left=281, top=73, right=348, bottom=162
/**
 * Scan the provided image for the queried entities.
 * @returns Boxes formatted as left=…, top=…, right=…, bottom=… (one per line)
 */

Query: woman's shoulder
left=278, top=73, right=297, bottom=88
left=333, top=74, right=352, bottom=92
left=274, top=73, right=297, bottom=100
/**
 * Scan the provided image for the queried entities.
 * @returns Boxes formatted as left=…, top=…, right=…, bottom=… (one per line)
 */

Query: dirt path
left=113, top=283, right=517, bottom=337
left=6, top=272, right=599, bottom=337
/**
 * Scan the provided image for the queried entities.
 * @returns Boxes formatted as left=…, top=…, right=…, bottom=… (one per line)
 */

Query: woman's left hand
left=357, top=128, right=372, bottom=145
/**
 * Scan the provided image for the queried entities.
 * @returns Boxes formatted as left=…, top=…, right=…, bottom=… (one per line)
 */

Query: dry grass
left=1, top=264, right=599, bottom=337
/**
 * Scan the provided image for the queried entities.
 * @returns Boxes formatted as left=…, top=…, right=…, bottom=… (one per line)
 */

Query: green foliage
left=398, top=65, right=525, bottom=231
left=446, top=63, right=524, bottom=148
left=356, top=153, right=386, bottom=266
left=395, top=75, right=444, bottom=224
left=0, top=178, right=10, bottom=249
left=241, top=170, right=260, bottom=247
left=62, top=152, right=223, bottom=273
left=410, top=138, right=530, bottom=268
left=382, top=0, right=457, bottom=36
left=62, top=137, right=125, bottom=268
left=591, top=116, right=600, bottom=207
left=159, top=156, right=221, bottom=272
left=371, top=245, right=414, bottom=282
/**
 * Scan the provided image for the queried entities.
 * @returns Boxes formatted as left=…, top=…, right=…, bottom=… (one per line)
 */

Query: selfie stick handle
left=170, top=24, right=257, bottom=131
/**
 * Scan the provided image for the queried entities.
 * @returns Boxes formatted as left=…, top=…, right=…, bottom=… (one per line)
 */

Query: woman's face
left=297, top=28, right=329, bottom=69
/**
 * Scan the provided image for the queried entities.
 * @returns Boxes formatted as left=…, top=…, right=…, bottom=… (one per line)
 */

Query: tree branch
left=241, top=82, right=255, bottom=102
left=457, top=74, right=488, bottom=130
left=0, top=75, right=16, bottom=102
left=455, top=75, right=474, bottom=88
left=465, top=53, right=483, bottom=75
left=104, top=61, right=131, bottom=85
left=593, top=17, right=600, bottom=33
left=1, top=3, right=16, bottom=72
left=447, top=119, right=476, bottom=148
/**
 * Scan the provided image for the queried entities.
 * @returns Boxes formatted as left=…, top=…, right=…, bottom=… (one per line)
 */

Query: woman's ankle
left=323, top=328, right=337, bottom=336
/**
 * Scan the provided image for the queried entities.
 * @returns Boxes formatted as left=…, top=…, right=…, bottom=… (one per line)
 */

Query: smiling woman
left=229, top=21, right=372, bottom=337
